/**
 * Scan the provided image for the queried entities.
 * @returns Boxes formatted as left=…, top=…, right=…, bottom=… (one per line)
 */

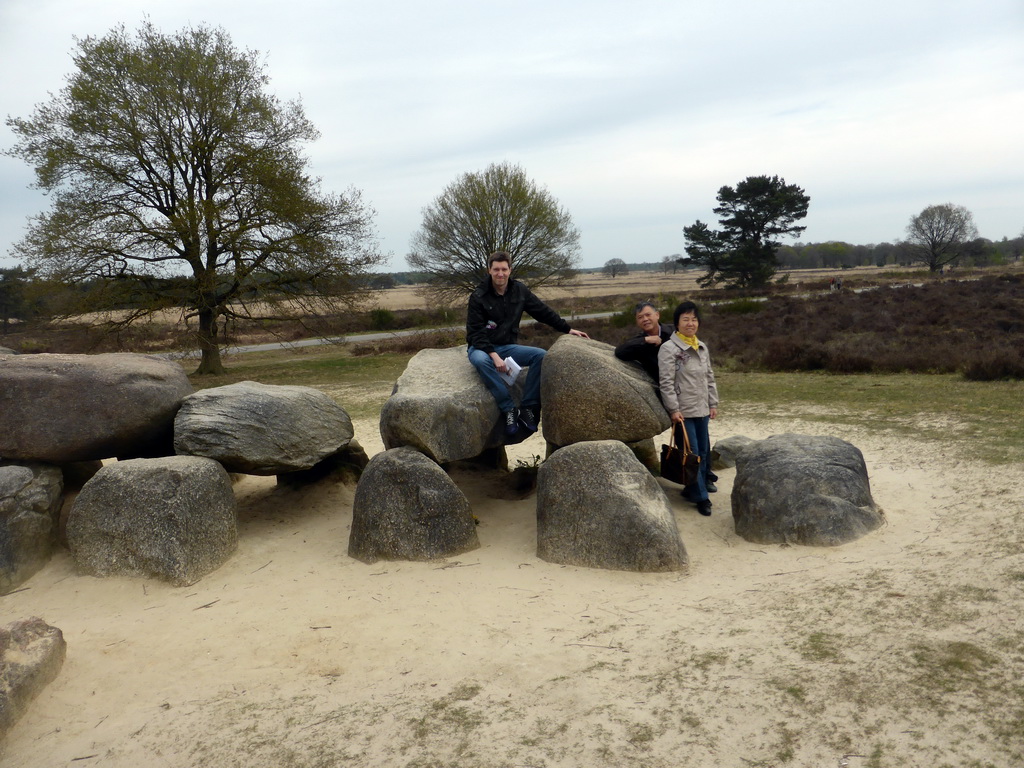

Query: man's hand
left=490, top=352, right=507, bottom=373
left=644, top=335, right=663, bottom=345
left=568, top=329, right=590, bottom=339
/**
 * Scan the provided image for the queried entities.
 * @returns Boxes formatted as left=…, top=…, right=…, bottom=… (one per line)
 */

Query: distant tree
left=0, top=267, right=35, bottom=334
left=660, top=255, right=680, bottom=274
left=407, top=162, right=580, bottom=304
left=681, top=175, right=810, bottom=288
left=603, top=258, right=629, bottom=278
left=368, top=274, right=397, bottom=290
left=901, top=203, right=979, bottom=273
left=6, top=22, right=383, bottom=374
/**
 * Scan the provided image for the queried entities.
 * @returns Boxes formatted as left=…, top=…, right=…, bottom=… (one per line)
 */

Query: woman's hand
left=710, top=407, right=718, bottom=420
left=671, top=411, right=684, bottom=425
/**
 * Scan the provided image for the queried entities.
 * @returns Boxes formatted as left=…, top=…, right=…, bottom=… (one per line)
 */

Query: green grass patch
left=718, top=371, right=1024, bottom=464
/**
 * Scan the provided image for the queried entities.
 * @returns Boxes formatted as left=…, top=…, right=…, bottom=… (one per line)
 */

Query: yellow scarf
left=675, top=332, right=699, bottom=351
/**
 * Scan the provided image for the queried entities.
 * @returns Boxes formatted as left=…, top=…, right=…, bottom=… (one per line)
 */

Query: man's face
left=636, top=306, right=660, bottom=335
left=488, top=260, right=511, bottom=290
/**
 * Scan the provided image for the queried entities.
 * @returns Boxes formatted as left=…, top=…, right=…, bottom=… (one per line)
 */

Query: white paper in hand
left=498, top=356, right=522, bottom=386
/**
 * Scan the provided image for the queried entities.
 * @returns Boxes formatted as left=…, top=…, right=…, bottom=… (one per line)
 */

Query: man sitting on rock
left=467, top=251, right=589, bottom=438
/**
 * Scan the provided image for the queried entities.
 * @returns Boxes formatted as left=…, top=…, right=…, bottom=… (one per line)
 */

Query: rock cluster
left=0, top=354, right=360, bottom=593
left=371, top=337, right=687, bottom=572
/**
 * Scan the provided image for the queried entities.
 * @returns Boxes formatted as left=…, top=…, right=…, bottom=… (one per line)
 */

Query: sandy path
left=3, top=408, right=1022, bottom=767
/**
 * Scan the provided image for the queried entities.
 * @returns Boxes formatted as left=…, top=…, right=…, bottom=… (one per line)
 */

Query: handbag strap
left=673, top=422, right=694, bottom=454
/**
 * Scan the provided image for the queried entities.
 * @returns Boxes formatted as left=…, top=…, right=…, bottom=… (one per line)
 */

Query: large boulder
left=0, top=353, right=193, bottom=463
left=67, top=456, right=237, bottom=586
left=380, top=346, right=521, bottom=464
left=0, top=462, right=64, bottom=595
left=540, top=336, right=671, bottom=447
left=349, top=447, right=480, bottom=564
left=174, top=381, right=354, bottom=475
left=0, top=617, right=66, bottom=738
left=536, top=440, right=688, bottom=572
left=731, top=433, right=884, bottom=546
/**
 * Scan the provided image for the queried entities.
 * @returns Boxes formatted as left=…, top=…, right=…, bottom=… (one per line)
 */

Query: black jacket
left=614, top=323, right=675, bottom=384
left=466, top=277, right=570, bottom=355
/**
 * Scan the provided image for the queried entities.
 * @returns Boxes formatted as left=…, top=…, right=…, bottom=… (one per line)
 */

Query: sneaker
left=519, top=406, right=539, bottom=433
left=697, top=500, right=713, bottom=517
left=706, top=481, right=718, bottom=493
left=503, top=409, right=519, bottom=437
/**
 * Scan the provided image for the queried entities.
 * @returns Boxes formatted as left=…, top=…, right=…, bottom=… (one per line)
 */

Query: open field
left=372, top=265, right=925, bottom=311
left=3, top=349, right=1024, bottom=767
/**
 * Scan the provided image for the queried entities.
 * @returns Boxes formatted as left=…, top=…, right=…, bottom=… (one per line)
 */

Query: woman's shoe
left=706, top=481, right=718, bottom=493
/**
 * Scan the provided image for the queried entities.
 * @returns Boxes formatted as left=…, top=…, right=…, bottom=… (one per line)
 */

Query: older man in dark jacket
left=613, top=301, right=674, bottom=385
left=467, top=251, right=589, bottom=437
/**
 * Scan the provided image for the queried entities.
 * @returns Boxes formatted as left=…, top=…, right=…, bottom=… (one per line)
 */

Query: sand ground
left=3, top=399, right=1023, bottom=767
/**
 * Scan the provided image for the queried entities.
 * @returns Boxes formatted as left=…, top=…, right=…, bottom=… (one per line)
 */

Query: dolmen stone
left=380, top=345, right=522, bottom=464
left=0, top=462, right=64, bottom=595
left=0, top=617, right=66, bottom=738
left=0, top=353, right=194, bottom=463
left=0, top=347, right=16, bottom=355
left=174, top=380, right=354, bottom=475
left=67, top=456, right=236, bottom=586
left=349, top=446, right=479, bottom=564
left=536, top=440, right=688, bottom=572
left=712, top=435, right=756, bottom=469
left=732, top=433, right=884, bottom=546
left=540, top=336, right=671, bottom=447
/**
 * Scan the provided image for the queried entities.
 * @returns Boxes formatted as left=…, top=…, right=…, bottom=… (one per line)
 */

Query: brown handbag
left=660, top=424, right=701, bottom=486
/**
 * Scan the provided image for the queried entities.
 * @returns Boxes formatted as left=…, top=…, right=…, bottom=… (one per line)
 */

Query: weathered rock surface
left=712, top=435, right=756, bottom=469
left=349, top=447, right=479, bottom=564
left=276, top=438, right=371, bottom=488
left=380, top=346, right=520, bottom=464
left=174, top=380, right=353, bottom=475
left=732, top=433, right=884, bottom=546
left=536, top=440, right=687, bottom=572
left=0, top=353, right=193, bottom=463
left=0, top=347, right=16, bottom=355
left=67, top=456, right=237, bottom=586
left=0, top=617, right=66, bottom=738
left=540, top=336, right=671, bottom=447
left=0, top=462, right=64, bottom=594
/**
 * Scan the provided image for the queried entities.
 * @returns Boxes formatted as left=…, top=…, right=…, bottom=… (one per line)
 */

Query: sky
left=1, top=0, right=1022, bottom=272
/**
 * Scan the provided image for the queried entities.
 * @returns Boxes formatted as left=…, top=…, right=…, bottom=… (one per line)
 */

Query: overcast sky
left=2, top=0, right=1022, bottom=271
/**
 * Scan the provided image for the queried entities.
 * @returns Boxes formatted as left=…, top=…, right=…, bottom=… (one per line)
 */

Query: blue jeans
left=468, top=344, right=546, bottom=413
left=676, top=416, right=711, bottom=502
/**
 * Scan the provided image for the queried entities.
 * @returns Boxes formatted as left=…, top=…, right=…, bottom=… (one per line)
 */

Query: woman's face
left=677, top=311, right=699, bottom=335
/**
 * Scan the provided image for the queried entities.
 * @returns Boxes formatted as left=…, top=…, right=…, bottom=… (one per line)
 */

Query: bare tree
left=901, top=203, right=979, bottom=273
left=603, top=258, right=629, bottom=278
left=407, top=162, right=580, bottom=304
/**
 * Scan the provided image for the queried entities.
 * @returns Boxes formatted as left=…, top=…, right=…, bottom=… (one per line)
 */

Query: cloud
left=2, top=0, right=1022, bottom=271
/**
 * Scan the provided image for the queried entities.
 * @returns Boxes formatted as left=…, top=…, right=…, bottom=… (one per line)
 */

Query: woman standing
left=658, top=301, right=719, bottom=516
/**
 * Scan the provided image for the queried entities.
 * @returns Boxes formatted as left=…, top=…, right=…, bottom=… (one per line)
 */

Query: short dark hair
left=634, top=301, right=657, bottom=314
left=488, top=251, right=511, bottom=268
left=673, top=301, right=700, bottom=328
